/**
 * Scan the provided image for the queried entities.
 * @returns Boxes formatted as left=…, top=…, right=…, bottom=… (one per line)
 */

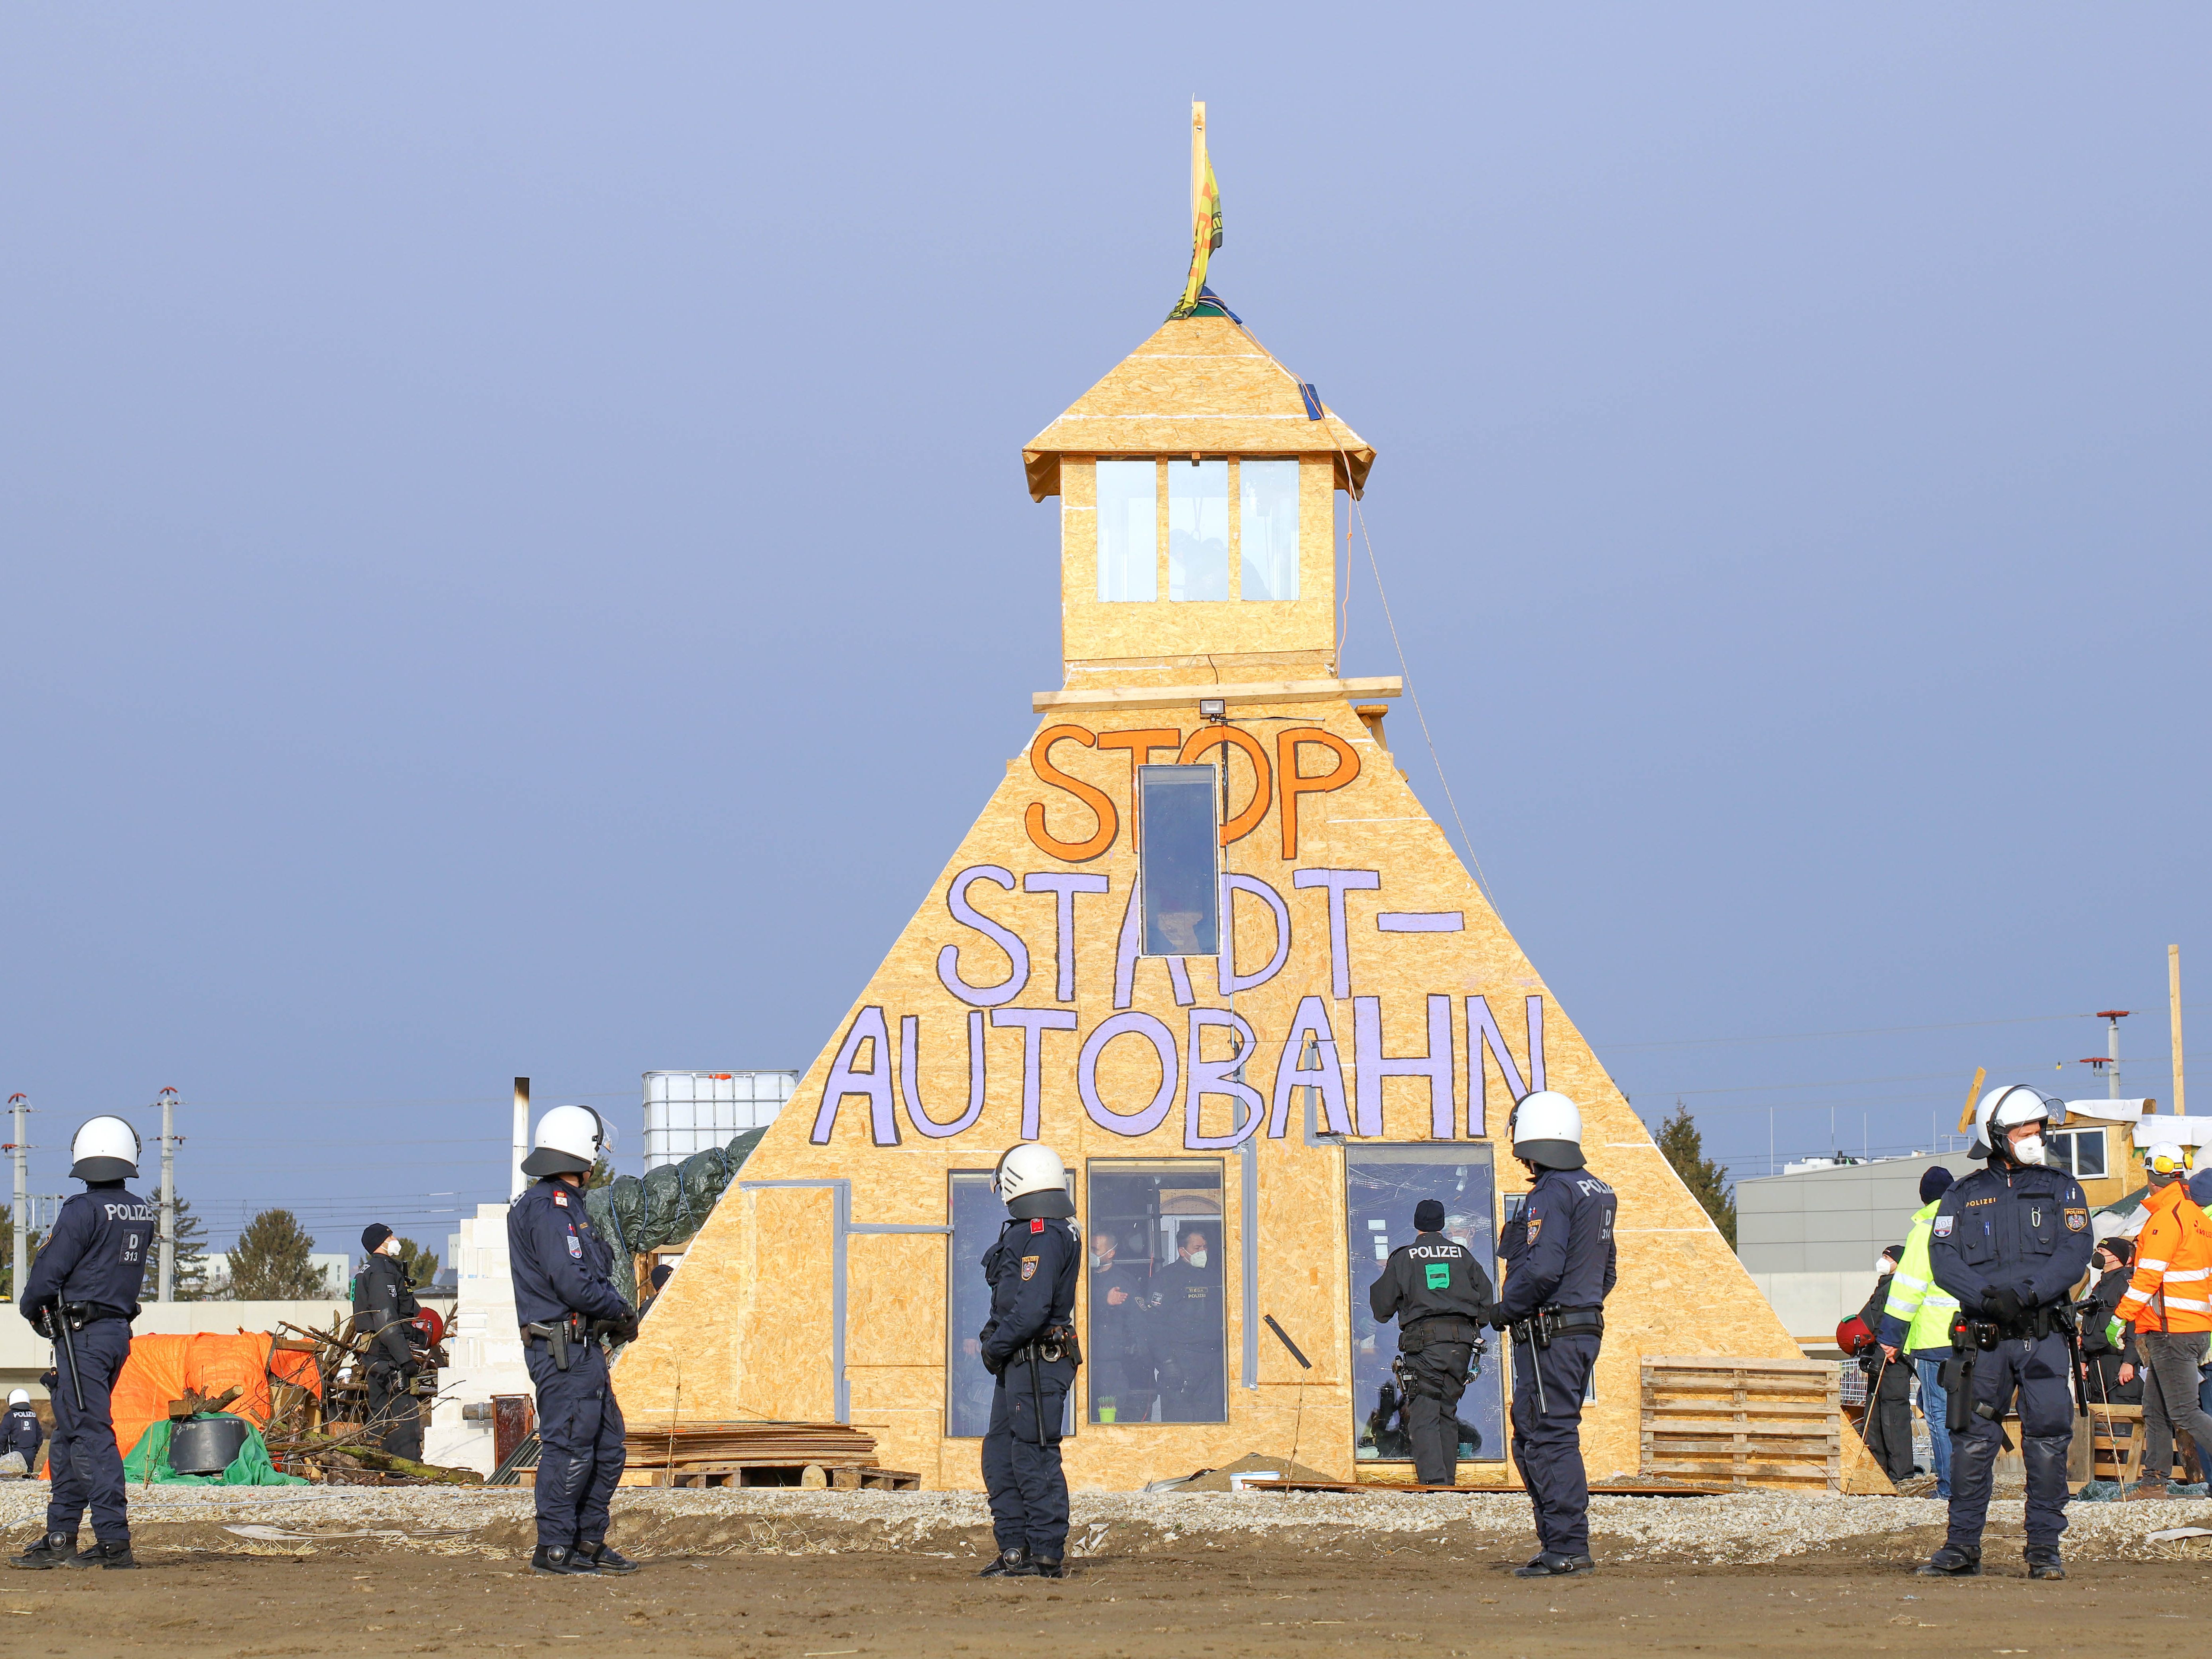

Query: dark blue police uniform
left=508, top=1176, right=634, bottom=1557
left=1926, top=1162, right=2092, bottom=1565
left=19, top=1184, right=152, bottom=1549
left=978, top=1214, right=1080, bottom=1566
left=1496, top=1168, right=1616, bottom=1562
left=2, top=1401, right=42, bottom=1469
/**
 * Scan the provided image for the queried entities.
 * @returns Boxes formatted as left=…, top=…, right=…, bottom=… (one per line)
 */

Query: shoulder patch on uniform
left=1030, top=1219, right=1045, bottom=1233
left=1933, top=1215, right=1954, bottom=1237
left=2065, top=1208, right=2088, bottom=1231
left=1525, top=1216, right=1542, bottom=1242
left=566, top=1233, right=583, bottom=1258
left=552, top=1192, right=568, bottom=1206
left=1020, top=1255, right=1038, bottom=1281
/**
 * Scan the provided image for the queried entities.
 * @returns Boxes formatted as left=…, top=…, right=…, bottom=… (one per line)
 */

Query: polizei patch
left=1020, top=1255, right=1038, bottom=1281
left=1932, top=1215, right=1954, bottom=1237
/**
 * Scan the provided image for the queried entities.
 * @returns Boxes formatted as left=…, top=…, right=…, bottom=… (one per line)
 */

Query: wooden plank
left=1645, top=1459, right=1830, bottom=1478
left=1645, top=1401, right=1835, bottom=1420
left=1643, top=1356, right=1835, bottom=1374
left=1031, top=676, right=1403, bottom=715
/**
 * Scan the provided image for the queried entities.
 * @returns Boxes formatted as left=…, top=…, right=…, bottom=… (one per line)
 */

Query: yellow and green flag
left=1167, top=159, right=1224, bottom=321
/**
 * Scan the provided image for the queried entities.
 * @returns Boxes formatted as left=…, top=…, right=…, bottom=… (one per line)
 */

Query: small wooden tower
left=616, top=108, right=1885, bottom=1495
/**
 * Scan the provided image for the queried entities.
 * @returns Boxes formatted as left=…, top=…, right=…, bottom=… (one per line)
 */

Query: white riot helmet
left=1972, top=1084, right=2060, bottom=1165
left=69, top=1115, right=141, bottom=1182
left=7, top=1389, right=28, bottom=1407
left=1509, top=1090, right=1585, bottom=1170
left=993, top=1143, right=1074, bottom=1221
left=521, top=1104, right=615, bottom=1179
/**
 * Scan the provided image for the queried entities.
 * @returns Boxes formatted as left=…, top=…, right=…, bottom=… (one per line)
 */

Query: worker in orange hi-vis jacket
left=2113, top=1144, right=2212, bottom=1497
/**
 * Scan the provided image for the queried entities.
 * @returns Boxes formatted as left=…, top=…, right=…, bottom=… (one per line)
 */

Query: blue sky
left=4, top=7, right=2206, bottom=1249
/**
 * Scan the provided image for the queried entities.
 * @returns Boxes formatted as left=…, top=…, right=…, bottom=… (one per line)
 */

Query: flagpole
left=1191, top=101, right=1206, bottom=230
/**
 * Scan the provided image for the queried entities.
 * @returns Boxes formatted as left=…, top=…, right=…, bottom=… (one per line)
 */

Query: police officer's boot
left=530, top=1544, right=601, bottom=1576
left=1513, top=1552, right=1594, bottom=1578
left=584, top=1542, right=640, bottom=1575
left=1024, top=1557, right=1067, bottom=1580
left=8, top=1532, right=75, bottom=1570
left=2025, top=1546, right=2065, bottom=1582
left=977, top=1547, right=1029, bottom=1578
left=1917, top=1543, right=1980, bottom=1577
left=65, top=1537, right=136, bottom=1570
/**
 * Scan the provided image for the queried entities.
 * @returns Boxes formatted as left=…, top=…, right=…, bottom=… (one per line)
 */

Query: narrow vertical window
left=1239, top=459, right=1299, bottom=601
left=1168, top=459, right=1229, bottom=601
left=1139, top=763, right=1219, bottom=957
left=1096, top=460, right=1158, bottom=602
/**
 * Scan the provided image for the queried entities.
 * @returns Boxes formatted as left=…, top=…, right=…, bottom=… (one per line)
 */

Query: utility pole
left=7, top=1094, right=27, bottom=1300
left=2086, top=1010, right=2130, bottom=1101
left=2173, top=946, right=2188, bottom=1117
left=157, top=1086, right=179, bottom=1302
left=511, top=1078, right=530, bottom=1201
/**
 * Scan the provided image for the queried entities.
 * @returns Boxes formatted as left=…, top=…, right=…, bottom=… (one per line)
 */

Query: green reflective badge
left=1424, top=1262, right=1452, bottom=1290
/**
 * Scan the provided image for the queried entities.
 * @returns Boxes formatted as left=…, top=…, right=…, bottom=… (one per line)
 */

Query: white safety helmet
left=1509, top=1090, right=1585, bottom=1170
left=993, top=1143, right=1074, bottom=1220
left=2145, top=1142, right=2192, bottom=1183
left=521, top=1104, right=615, bottom=1179
left=69, top=1115, right=141, bottom=1182
left=6, top=1389, right=28, bottom=1407
left=1971, top=1084, right=2060, bottom=1163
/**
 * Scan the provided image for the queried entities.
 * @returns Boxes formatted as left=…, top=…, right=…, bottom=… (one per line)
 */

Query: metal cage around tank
left=642, top=1070, right=798, bottom=1171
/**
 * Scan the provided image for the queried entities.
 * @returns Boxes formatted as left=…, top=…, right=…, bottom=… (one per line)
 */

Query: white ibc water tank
left=642, top=1070, right=798, bottom=1170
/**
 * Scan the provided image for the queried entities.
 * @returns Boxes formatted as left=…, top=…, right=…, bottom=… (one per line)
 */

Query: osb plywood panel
left=1060, top=457, right=1337, bottom=667
left=1061, top=652, right=1339, bottom=692
left=612, top=693, right=1882, bottom=1493
left=1024, top=318, right=1373, bottom=500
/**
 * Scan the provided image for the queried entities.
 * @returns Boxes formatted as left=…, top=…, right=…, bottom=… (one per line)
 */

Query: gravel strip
left=4, top=1484, right=2210, bottom=1566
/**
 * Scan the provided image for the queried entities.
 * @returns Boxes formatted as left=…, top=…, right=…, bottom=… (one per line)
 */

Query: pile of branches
left=264, top=1317, right=481, bottom=1486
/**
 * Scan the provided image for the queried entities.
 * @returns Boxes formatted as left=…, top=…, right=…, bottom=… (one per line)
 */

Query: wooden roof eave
left=1021, top=428, right=1374, bottom=502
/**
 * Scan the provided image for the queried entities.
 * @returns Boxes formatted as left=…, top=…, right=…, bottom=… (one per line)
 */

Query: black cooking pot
left=169, top=1415, right=249, bottom=1475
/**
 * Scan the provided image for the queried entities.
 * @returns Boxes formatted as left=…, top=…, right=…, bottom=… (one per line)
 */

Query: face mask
left=1187, top=1250, right=1207, bottom=1269
left=2013, top=1133, right=2047, bottom=1166
left=1875, top=1257, right=1894, bottom=1277
left=1091, top=1252, right=1113, bottom=1270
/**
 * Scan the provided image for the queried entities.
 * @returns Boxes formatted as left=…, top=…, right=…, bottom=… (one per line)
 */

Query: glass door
left=1345, top=1145, right=1504, bottom=1466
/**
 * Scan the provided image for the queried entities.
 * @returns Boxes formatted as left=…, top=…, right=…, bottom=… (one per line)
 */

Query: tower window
left=1097, top=459, right=1158, bottom=602
left=1168, top=459, right=1229, bottom=601
left=1239, top=459, right=1299, bottom=601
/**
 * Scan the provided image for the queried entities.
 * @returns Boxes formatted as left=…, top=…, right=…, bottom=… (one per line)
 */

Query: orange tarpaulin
left=108, top=1332, right=321, bottom=1462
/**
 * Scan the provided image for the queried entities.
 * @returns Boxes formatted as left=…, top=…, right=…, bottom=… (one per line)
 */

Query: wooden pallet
left=2086, top=1403, right=2199, bottom=1488
left=623, top=1420, right=878, bottom=1471
left=647, top=1462, right=920, bottom=1491
left=1641, top=1356, right=1840, bottom=1493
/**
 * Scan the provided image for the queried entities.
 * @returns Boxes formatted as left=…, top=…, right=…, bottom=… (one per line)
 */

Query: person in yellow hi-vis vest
left=1876, top=1166, right=1959, bottom=1498
left=2112, top=1143, right=2212, bottom=1497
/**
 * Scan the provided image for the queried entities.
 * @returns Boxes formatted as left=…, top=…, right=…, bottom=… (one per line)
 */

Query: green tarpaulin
left=585, top=1125, right=765, bottom=1306
left=122, top=1414, right=307, bottom=1487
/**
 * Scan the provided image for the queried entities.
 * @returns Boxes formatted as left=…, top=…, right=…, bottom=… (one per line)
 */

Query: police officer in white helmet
left=974, top=1143, right=1082, bottom=1578
left=1489, top=1091, right=1616, bottom=1578
left=1920, top=1085, right=2092, bottom=1579
left=11, top=1117, right=154, bottom=1570
left=507, top=1105, right=640, bottom=1576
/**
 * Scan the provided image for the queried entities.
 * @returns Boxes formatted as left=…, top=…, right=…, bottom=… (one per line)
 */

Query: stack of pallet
left=1641, top=1356, right=1841, bottom=1493
left=623, top=1420, right=919, bottom=1490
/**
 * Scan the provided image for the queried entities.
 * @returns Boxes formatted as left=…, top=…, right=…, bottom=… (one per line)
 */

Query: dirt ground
left=5, top=1505, right=2212, bottom=1658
